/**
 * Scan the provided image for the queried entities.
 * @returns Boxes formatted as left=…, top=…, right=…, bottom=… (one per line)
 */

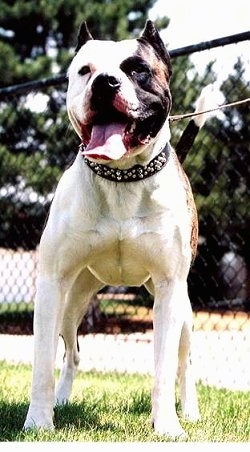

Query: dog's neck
left=80, top=119, right=172, bottom=182
left=82, top=142, right=171, bottom=182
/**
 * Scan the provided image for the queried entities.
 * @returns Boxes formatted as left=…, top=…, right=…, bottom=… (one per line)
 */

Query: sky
left=149, top=0, right=250, bottom=48
left=149, top=0, right=250, bottom=85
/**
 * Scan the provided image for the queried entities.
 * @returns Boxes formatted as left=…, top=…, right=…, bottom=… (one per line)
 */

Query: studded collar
left=80, top=143, right=171, bottom=182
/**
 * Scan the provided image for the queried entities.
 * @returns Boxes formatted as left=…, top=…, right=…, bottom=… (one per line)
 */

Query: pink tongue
left=82, top=122, right=127, bottom=160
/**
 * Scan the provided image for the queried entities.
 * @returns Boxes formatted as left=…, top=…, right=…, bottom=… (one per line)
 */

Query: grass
left=1, top=361, right=250, bottom=442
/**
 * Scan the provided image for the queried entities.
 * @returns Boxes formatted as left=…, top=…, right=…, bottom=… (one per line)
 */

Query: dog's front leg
left=152, top=279, right=188, bottom=439
left=24, top=276, right=65, bottom=430
left=55, top=268, right=103, bottom=406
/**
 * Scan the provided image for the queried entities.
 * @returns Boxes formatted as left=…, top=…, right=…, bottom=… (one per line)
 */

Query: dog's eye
left=121, top=57, right=151, bottom=85
left=131, top=65, right=150, bottom=84
left=78, top=65, right=90, bottom=76
left=131, top=63, right=149, bottom=75
left=131, top=66, right=150, bottom=82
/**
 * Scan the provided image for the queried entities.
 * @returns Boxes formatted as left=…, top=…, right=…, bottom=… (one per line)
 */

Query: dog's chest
left=86, top=217, right=152, bottom=286
left=78, top=174, right=189, bottom=286
left=83, top=186, right=152, bottom=283
left=86, top=215, right=166, bottom=286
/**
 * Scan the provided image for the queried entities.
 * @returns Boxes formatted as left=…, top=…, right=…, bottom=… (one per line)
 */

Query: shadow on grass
left=0, top=400, right=131, bottom=441
left=54, top=402, right=101, bottom=430
left=0, top=401, right=29, bottom=441
left=0, top=401, right=102, bottom=441
left=0, top=393, right=153, bottom=441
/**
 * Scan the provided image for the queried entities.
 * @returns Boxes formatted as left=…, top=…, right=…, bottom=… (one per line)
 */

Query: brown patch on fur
left=153, top=57, right=171, bottom=91
left=137, top=42, right=171, bottom=86
left=172, top=150, right=198, bottom=263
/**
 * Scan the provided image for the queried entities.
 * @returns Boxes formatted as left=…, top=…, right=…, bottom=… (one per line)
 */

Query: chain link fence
left=0, top=32, right=250, bottom=387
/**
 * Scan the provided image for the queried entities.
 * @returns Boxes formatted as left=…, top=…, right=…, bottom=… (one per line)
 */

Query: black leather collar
left=80, top=143, right=171, bottom=182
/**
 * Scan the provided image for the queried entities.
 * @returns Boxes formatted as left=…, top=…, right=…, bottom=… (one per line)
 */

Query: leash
left=169, top=97, right=250, bottom=122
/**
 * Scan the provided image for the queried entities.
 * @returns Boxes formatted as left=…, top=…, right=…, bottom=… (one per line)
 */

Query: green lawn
left=0, top=361, right=250, bottom=442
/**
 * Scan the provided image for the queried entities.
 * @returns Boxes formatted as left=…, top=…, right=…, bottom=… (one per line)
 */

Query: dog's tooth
left=130, top=122, right=136, bottom=133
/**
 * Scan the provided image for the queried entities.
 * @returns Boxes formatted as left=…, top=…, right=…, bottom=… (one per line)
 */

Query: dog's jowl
left=24, top=20, right=201, bottom=438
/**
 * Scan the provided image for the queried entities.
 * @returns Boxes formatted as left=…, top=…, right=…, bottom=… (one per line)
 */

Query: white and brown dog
left=24, top=20, right=204, bottom=438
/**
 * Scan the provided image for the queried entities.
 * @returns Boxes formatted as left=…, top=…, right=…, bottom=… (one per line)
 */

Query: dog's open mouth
left=81, top=110, right=157, bottom=161
left=82, top=120, right=128, bottom=160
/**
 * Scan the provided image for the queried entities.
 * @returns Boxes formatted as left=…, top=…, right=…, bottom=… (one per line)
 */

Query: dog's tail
left=175, top=84, right=220, bottom=164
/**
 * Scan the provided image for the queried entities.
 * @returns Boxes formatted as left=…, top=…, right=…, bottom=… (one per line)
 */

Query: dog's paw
left=182, top=407, right=201, bottom=423
left=152, top=415, right=187, bottom=439
left=55, top=386, right=71, bottom=406
left=181, top=399, right=200, bottom=422
left=54, top=394, right=69, bottom=407
left=23, top=418, right=54, bottom=431
left=23, top=407, right=54, bottom=431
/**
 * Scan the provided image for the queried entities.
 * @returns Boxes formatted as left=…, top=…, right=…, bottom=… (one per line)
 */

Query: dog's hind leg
left=55, top=268, right=103, bottom=406
left=178, top=298, right=200, bottom=422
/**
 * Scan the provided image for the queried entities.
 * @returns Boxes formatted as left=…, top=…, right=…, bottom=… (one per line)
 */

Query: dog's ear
left=75, top=21, right=93, bottom=52
left=140, top=20, right=172, bottom=76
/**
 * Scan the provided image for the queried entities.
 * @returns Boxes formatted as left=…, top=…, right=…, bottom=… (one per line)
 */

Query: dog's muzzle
left=80, top=70, right=170, bottom=162
left=80, top=72, right=137, bottom=161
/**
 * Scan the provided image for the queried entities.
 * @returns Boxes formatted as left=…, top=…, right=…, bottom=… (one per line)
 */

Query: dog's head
left=67, top=20, right=172, bottom=161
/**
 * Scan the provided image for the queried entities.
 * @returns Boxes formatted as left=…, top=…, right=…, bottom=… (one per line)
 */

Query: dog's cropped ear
left=75, top=21, right=93, bottom=52
left=140, top=20, right=172, bottom=76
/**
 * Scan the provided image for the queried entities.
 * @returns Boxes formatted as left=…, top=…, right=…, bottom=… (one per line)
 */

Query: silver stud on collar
left=80, top=143, right=171, bottom=182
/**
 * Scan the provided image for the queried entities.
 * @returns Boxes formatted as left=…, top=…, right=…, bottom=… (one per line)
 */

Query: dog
left=24, top=20, right=204, bottom=438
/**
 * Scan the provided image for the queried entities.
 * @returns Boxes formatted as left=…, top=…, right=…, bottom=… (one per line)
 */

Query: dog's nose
left=92, top=73, right=121, bottom=104
left=91, top=73, right=121, bottom=111
left=92, top=73, right=121, bottom=94
left=107, top=75, right=121, bottom=90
